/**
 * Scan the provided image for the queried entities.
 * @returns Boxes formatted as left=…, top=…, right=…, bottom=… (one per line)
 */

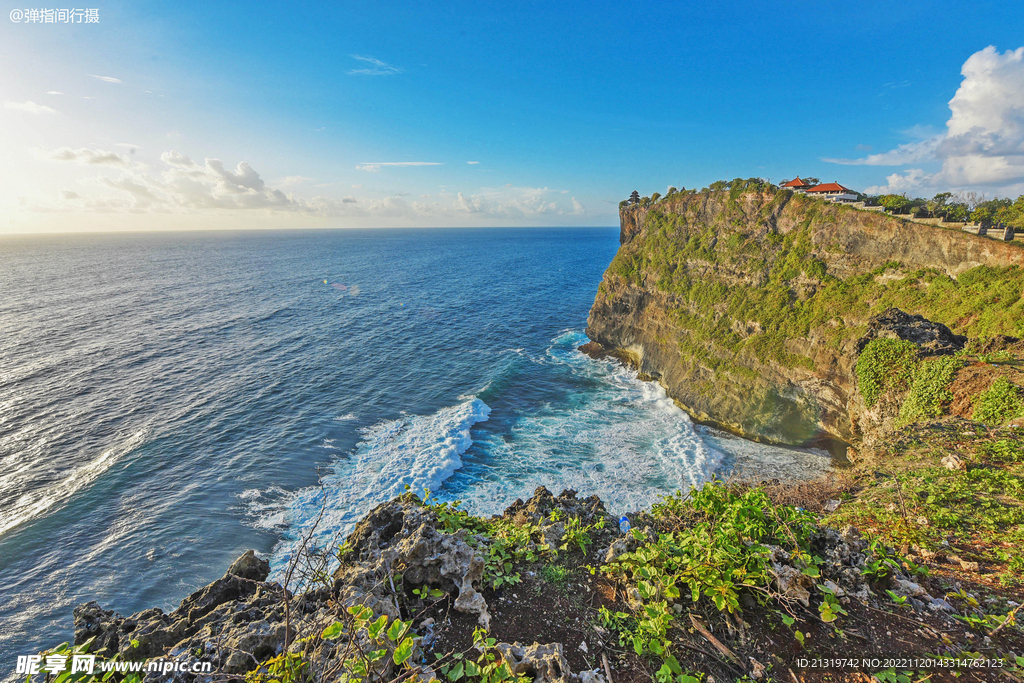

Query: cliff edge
left=586, top=184, right=1024, bottom=447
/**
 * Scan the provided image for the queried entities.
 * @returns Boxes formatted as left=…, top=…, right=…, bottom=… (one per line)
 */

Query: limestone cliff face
left=587, top=188, right=1024, bottom=448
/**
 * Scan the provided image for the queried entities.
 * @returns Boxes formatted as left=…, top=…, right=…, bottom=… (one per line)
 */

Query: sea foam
left=259, top=398, right=491, bottom=578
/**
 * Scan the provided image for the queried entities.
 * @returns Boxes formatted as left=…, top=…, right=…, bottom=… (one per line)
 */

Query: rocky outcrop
left=855, top=308, right=967, bottom=356
left=66, top=489, right=614, bottom=683
left=333, top=498, right=492, bottom=628
left=58, top=482, right=1004, bottom=683
left=586, top=189, right=1024, bottom=447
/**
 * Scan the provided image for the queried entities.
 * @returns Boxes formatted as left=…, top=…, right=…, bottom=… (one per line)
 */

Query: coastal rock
left=59, top=485, right=984, bottom=683
left=503, top=487, right=611, bottom=528
left=493, top=642, right=573, bottom=683
left=334, top=498, right=491, bottom=627
left=73, top=601, right=124, bottom=656
left=72, top=555, right=288, bottom=676
left=941, top=454, right=966, bottom=470
left=771, top=563, right=812, bottom=607
left=577, top=341, right=607, bottom=360
left=226, top=550, right=270, bottom=582
left=178, top=572, right=261, bottom=622
left=855, top=308, right=967, bottom=356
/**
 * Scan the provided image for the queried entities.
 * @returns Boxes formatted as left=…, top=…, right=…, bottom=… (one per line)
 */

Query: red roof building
left=780, top=177, right=810, bottom=189
left=806, top=182, right=853, bottom=194
left=805, top=182, right=858, bottom=203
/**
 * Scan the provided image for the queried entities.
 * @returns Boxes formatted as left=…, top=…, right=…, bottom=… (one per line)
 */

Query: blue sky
left=1, top=0, right=1023, bottom=231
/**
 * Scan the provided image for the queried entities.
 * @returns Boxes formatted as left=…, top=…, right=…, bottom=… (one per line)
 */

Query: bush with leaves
left=973, top=378, right=1024, bottom=425
left=601, top=482, right=823, bottom=658
left=897, top=355, right=964, bottom=426
left=856, top=338, right=919, bottom=407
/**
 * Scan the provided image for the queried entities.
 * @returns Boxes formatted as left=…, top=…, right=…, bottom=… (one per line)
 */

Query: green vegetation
left=973, top=377, right=1024, bottom=425
left=601, top=483, right=825, bottom=659
left=611, top=187, right=1024, bottom=382
left=856, top=339, right=919, bottom=408
left=861, top=190, right=1024, bottom=228
left=897, top=355, right=964, bottom=425
left=539, top=563, right=568, bottom=586
left=825, top=421, right=1024, bottom=586
left=420, top=490, right=601, bottom=589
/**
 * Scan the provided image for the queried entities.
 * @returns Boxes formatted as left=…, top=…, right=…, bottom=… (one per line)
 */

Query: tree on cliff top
left=629, top=190, right=640, bottom=205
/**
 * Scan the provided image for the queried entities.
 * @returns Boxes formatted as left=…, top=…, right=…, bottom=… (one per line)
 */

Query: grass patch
left=540, top=564, right=568, bottom=587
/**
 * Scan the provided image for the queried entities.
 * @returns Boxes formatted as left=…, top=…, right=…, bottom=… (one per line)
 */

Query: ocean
left=0, top=227, right=829, bottom=668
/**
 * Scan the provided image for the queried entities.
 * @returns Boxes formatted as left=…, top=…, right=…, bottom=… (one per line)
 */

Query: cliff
left=586, top=185, right=1024, bottom=447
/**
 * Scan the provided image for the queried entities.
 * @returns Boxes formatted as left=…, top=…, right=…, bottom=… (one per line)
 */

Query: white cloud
left=5, top=100, right=57, bottom=114
left=826, top=45, right=1024, bottom=193
left=28, top=145, right=594, bottom=223
left=115, top=143, right=141, bottom=150
left=88, top=74, right=123, bottom=83
left=467, top=161, right=480, bottom=164
left=46, top=91, right=64, bottom=95
left=275, top=175, right=312, bottom=186
left=348, top=55, right=401, bottom=76
left=356, top=161, right=443, bottom=172
left=822, top=137, right=942, bottom=166
left=863, top=169, right=930, bottom=195
left=48, top=147, right=132, bottom=167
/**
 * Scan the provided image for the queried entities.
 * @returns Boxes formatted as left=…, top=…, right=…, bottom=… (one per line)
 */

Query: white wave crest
left=0, top=429, right=148, bottom=538
left=264, top=398, right=490, bottom=577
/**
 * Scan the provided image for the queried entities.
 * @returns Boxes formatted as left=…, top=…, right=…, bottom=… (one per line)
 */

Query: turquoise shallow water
left=0, top=227, right=829, bottom=671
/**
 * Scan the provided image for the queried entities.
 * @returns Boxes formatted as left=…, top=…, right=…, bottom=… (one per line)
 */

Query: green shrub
left=897, top=356, right=964, bottom=425
left=540, top=564, right=568, bottom=586
left=972, top=378, right=1024, bottom=425
left=856, top=339, right=919, bottom=407
left=602, top=482, right=823, bottom=658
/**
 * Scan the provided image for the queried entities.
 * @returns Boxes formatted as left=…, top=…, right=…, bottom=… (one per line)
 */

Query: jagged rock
left=540, top=520, right=566, bottom=548
left=226, top=550, right=270, bottom=582
left=577, top=341, right=607, bottom=360
left=840, top=525, right=866, bottom=551
left=856, top=308, right=967, bottom=356
left=118, top=610, right=184, bottom=659
left=73, top=602, right=124, bottom=656
left=578, top=670, right=606, bottom=683
left=503, top=487, right=612, bottom=528
left=178, top=573, right=261, bottom=622
left=493, top=642, right=573, bottom=683
left=941, top=454, right=966, bottom=471
left=334, top=499, right=492, bottom=627
left=604, top=537, right=630, bottom=564
left=771, top=564, right=811, bottom=607
left=218, top=620, right=287, bottom=673
left=893, top=578, right=928, bottom=598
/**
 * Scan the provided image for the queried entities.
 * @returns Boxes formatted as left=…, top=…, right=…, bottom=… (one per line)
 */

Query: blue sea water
left=0, top=227, right=829, bottom=670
